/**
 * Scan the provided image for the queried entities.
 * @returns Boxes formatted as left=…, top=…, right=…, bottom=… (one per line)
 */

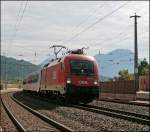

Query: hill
left=94, top=49, right=134, bottom=78
left=1, top=56, right=40, bottom=82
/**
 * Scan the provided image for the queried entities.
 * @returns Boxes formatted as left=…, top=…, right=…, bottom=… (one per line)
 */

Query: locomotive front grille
left=66, top=84, right=99, bottom=97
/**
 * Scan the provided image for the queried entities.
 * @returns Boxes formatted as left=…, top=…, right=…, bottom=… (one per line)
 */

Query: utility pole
left=130, top=13, right=141, bottom=91
left=18, top=54, right=23, bottom=88
left=4, top=52, right=7, bottom=90
left=99, top=50, right=101, bottom=55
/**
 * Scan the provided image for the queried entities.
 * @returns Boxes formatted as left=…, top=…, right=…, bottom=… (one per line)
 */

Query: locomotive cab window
left=70, top=60, right=94, bottom=76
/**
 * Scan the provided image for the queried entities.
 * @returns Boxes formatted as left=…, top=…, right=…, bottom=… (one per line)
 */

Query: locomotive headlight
left=94, top=80, right=98, bottom=85
left=66, top=78, right=71, bottom=84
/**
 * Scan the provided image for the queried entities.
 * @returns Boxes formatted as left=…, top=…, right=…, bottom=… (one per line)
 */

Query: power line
left=7, top=1, right=28, bottom=54
left=93, top=28, right=148, bottom=49
left=11, top=0, right=28, bottom=43
left=61, top=3, right=106, bottom=43
left=63, top=1, right=129, bottom=44
left=13, top=2, right=24, bottom=37
left=92, top=24, right=132, bottom=46
left=6, top=0, right=29, bottom=62
left=100, top=58, right=134, bottom=70
left=73, top=3, right=105, bottom=30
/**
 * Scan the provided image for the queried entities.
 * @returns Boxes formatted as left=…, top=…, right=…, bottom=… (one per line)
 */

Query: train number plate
left=78, top=81, right=88, bottom=85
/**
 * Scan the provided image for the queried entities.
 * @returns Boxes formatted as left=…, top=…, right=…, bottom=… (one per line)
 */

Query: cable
left=13, top=2, right=24, bottom=37
left=100, top=58, right=134, bottom=70
left=92, top=24, right=132, bottom=47
left=5, top=2, right=24, bottom=54
left=7, top=0, right=29, bottom=59
left=94, top=28, right=149, bottom=49
left=63, top=1, right=129, bottom=44
left=73, top=3, right=105, bottom=30
left=61, top=3, right=105, bottom=43
left=11, top=0, right=28, bottom=43
left=5, top=0, right=29, bottom=66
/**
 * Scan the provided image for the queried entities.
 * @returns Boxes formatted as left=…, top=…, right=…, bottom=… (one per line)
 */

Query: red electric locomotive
left=23, top=45, right=99, bottom=102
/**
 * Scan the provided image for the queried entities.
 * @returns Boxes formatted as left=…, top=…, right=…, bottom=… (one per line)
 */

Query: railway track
left=71, top=104, right=150, bottom=125
left=20, top=92, right=150, bottom=125
left=1, top=94, right=73, bottom=132
left=1, top=97, right=26, bottom=132
left=99, top=99, right=150, bottom=107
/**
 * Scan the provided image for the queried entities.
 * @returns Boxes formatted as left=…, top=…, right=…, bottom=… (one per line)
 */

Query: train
left=23, top=46, right=100, bottom=103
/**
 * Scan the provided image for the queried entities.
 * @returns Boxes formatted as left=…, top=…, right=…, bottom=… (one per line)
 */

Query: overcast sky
left=1, top=1, right=149, bottom=64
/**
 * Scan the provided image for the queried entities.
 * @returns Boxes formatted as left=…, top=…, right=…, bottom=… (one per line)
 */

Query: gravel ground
left=14, top=92, right=150, bottom=131
left=2, top=94, right=59, bottom=132
left=14, top=92, right=94, bottom=131
left=89, top=100, right=149, bottom=115
left=1, top=104, right=18, bottom=132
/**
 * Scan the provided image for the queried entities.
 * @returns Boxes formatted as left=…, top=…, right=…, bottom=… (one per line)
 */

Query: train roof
left=64, top=53, right=95, bottom=61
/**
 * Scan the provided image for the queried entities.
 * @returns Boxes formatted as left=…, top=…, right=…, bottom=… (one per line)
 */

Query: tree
left=118, top=69, right=133, bottom=80
left=138, top=58, right=149, bottom=75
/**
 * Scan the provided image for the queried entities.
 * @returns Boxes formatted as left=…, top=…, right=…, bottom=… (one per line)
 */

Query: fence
left=99, top=80, right=136, bottom=101
left=139, top=76, right=150, bottom=92
left=0, top=84, right=20, bottom=90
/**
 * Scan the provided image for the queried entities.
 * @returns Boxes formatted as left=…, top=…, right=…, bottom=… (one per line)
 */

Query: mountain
left=0, top=56, right=40, bottom=82
left=94, top=49, right=134, bottom=78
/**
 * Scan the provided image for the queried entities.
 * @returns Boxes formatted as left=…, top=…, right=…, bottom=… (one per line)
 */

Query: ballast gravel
left=89, top=100, right=149, bottom=116
left=1, top=104, right=18, bottom=132
left=14, top=92, right=150, bottom=131
left=2, top=94, right=59, bottom=132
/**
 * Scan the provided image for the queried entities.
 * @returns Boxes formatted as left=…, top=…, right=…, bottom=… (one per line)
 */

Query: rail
left=71, top=104, right=150, bottom=125
left=1, top=97, right=26, bottom=132
left=11, top=96, right=73, bottom=131
left=99, top=99, right=150, bottom=107
left=21, top=92, right=150, bottom=125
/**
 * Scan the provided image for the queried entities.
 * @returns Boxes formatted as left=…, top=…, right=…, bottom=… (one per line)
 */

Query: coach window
left=23, top=80, right=26, bottom=84
left=28, top=79, right=31, bottom=84
left=32, top=74, right=38, bottom=83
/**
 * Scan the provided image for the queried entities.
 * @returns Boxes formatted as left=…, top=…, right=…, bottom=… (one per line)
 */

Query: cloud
left=1, top=1, right=149, bottom=64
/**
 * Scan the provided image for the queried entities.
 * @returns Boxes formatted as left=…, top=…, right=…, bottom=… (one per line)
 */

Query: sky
left=1, top=1, right=149, bottom=65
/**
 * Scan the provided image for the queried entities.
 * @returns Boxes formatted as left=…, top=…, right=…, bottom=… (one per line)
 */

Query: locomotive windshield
left=70, top=60, right=94, bottom=75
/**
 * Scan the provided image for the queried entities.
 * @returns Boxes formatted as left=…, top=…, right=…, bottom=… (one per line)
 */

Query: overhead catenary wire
left=62, top=1, right=129, bottom=44
left=3, top=1, right=28, bottom=88
left=10, top=0, right=29, bottom=44
left=13, top=2, right=24, bottom=39
left=60, top=2, right=106, bottom=43
left=100, top=58, right=134, bottom=70
left=3, top=1, right=148, bottom=66
left=7, top=0, right=29, bottom=58
left=92, top=27, right=149, bottom=50
left=71, top=3, right=105, bottom=31
left=5, top=2, right=23, bottom=54
left=14, top=20, right=148, bottom=56
left=14, top=27, right=148, bottom=66
left=91, top=24, right=133, bottom=47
